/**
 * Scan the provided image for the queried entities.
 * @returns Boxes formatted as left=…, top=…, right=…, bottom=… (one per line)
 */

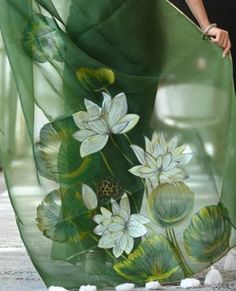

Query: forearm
left=185, top=0, right=210, bottom=30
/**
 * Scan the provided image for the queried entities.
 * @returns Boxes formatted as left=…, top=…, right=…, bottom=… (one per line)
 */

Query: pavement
left=0, top=172, right=236, bottom=291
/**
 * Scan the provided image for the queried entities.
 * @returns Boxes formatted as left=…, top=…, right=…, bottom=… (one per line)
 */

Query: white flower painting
left=93, top=194, right=149, bottom=258
left=73, top=92, right=139, bottom=157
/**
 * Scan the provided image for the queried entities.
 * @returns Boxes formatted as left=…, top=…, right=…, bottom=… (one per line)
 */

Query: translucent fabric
left=0, top=0, right=236, bottom=289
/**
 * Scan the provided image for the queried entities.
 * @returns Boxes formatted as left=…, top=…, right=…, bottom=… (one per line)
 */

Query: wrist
left=202, top=23, right=217, bottom=37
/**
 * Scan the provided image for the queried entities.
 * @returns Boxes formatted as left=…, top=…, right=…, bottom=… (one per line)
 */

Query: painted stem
left=170, top=227, right=193, bottom=277
left=100, top=151, right=115, bottom=177
left=110, top=134, right=133, bottom=165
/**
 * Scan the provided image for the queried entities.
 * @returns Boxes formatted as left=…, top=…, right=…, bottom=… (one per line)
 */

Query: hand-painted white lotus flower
left=73, top=93, right=140, bottom=157
left=93, top=194, right=150, bottom=258
left=82, top=184, right=98, bottom=210
left=129, top=132, right=192, bottom=183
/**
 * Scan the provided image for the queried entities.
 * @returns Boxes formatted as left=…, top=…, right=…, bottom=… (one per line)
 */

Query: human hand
left=207, top=26, right=231, bottom=58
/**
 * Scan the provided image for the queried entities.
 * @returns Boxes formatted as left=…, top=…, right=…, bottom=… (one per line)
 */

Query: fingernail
left=223, top=52, right=226, bottom=58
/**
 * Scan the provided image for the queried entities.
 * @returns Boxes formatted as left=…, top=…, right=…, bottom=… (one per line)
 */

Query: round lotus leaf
left=184, top=205, right=231, bottom=263
left=114, top=235, right=183, bottom=284
left=22, top=14, right=65, bottom=63
left=148, top=182, right=194, bottom=228
left=35, top=121, right=101, bottom=186
left=36, top=188, right=93, bottom=243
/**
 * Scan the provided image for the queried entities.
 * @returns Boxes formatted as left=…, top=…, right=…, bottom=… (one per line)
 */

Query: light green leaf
left=148, top=182, right=194, bottom=228
left=184, top=205, right=231, bottom=263
left=76, top=67, right=115, bottom=92
left=36, top=188, right=93, bottom=243
left=114, top=235, right=183, bottom=284
left=22, top=14, right=65, bottom=63
left=82, top=184, right=98, bottom=210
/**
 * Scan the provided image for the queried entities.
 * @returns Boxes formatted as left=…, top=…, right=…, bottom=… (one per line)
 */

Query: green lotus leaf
left=114, top=235, right=183, bottom=284
left=22, top=14, right=65, bottom=63
left=35, top=121, right=101, bottom=185
left=76, top=67, right=115, bottom=91
left=148, top=182, right=194, bottom=228
left=184, top=205, right=231, bottom=263
left=36, top=188, right=93, bottom=243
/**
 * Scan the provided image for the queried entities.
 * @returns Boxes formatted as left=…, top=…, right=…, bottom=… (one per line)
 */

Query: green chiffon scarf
left=0, top=0, right=236, bottom=289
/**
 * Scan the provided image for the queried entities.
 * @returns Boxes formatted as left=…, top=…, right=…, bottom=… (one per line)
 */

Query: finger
left=221, top=37, right=228, bottom=49
left=223, top=40, right=231, bottom=57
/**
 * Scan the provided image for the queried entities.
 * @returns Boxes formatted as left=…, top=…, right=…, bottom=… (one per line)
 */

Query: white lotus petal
left=84, top=99, right=101, bottom=116
left=120, top=194, right=131, bottom=215
left=73, top=129, right=94, bottom=142
left=98, top=233, right=115, bottom=248
left=144, top=136, right=154, bottom=155
left=80, top=134, right=109, bottom=157
left=162, top=167, right=189, bottom=180
left=112, top=114, right=139, bottom=134
left=100, top=207, right=112, bottom=219
left=82, top=184, right=98, bottom=210
left=153, top=144, right=163, bottom=158
left=119, top=233, right=129, bottom=251
left=93, top=214, right=104, bottom=224
left=151, top=131, right=159, bottom=144
left=108, top=92, right=128, bottom=126
left=113, top=242, right=124, bottom=258
left=160, top=132, right=168, bottom=154
left=87, top=118, right=110, bottom=134
left=94, top=224, right=106, bottom=236
left=102, top=92, right=112, bottom=113
left=164, top=161, right=179, bottom=172
left=130, top=145, right=146, bottom=165
left=119, top=209, right=130, bottom=221
left=173, top=144, right=186, bottom=156
left=156, top=154, right=164, bottom=168
left=108, top=222, right=124, bottom=232
left=162, top=153, right=172, bottom=169
left=168, top=136, right=178, bottom=152
left=111, top=199, right=121, bottom=215
left=130, top=214, right=150, bottom=224
left=112, top=215, right=126, bottom=225
left=145, top=152, right=157, bottom=168
left=128, top=221, right=147, bottom=238
left=125, top=235, right=134, bottom=254
left=73, top=111, right=91, bottom=130
left=173, top=153, right=193, bottom=164
left=129, top=165, right=157, bottom=179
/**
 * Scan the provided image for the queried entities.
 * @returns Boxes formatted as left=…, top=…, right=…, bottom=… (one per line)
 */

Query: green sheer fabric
left=0, top=0, right=236, bottom=289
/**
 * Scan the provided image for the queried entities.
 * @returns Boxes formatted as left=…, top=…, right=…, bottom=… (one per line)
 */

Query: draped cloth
left=0, top=0, right=235, bottom=289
